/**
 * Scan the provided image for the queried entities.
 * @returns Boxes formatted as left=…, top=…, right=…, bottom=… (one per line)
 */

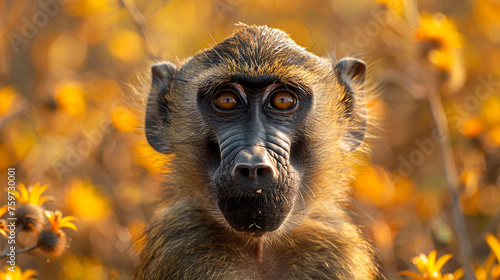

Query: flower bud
left=38, top=229, right=67, bottom=257
left=15, top=204, right=44, bottom=232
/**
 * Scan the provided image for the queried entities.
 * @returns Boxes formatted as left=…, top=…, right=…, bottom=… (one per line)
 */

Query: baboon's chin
left=217, top=194, right=293, bottom=234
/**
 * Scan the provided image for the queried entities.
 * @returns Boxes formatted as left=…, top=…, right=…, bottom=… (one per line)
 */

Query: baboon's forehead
left=175, top=26, right=333, bottom=91
left=223, top=25, right=298, bottom=53
left=196, top=26, right=323, bottom=76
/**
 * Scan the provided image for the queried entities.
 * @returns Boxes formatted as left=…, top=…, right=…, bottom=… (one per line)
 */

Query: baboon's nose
left=232, top=147, right=277, bottom=183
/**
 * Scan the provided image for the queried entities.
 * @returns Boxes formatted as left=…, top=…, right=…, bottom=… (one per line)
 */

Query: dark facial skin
left=197, top=79, right=312, bottom=234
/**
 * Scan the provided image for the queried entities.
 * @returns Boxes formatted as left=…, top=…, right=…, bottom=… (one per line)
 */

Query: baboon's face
left=198, top=79, right=312, bottom=234
left=144, top=26, right=367, bottom=236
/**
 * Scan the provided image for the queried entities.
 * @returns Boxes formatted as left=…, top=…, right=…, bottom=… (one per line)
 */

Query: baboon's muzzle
left=216, top=147, right=294, bottom=233
left=218, top=191, right=293, bottom=233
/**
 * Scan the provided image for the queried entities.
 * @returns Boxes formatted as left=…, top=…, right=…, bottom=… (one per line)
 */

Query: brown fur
left=136, top=25, right=384, bottom=280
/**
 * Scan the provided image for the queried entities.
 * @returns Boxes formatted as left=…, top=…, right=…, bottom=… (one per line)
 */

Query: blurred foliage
left=0, top=0, right=499, bottom=279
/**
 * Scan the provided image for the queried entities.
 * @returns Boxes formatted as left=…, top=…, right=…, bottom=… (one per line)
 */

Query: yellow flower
left=414, top=13, right=462, bottom=50
left=414, top=13, right=464, bottom=76
left=400, top=250, right=463, bottom=279
left=36, top=211, right=77, bottom=257
left=482, top=96, right=500, bottom=127
left=0, top=205, right=9, bottom=236
left=107, top=29, right=145, bottom=64
left=12, top=183, right=51, bottom=206
left=58, top=253, right=114, bottom=280
left=481, top=96, right=500, bottom=147
left=54, top=80, right=87, bottom=118
left=485, top=234, right=500, bottom=279
left=0, top=85, right=18, bottom=117
left=0, top=265, right=37, bottom=280
left=428, top=49, right=454, bottom=71
left=353, top=163, right=415, bottom=208
left=461, top=117, right=484, bottom=139
left=66, top=179, right=110, bottom=222
left=0, top=220, right=7, bottom=238
left=10, top=185, right=45, bottom=232
left=486, top=234, right=500, bottom=262
left=0, top=206, right=7, bottom=218
left=474, top=254, right=500, bottom=280
left=37, top=210, right=76, bottom=257
left=44, top=210, right=77, bottom=232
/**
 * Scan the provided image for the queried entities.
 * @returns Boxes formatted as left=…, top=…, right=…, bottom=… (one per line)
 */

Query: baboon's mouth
left=217, top=193, right=293, bottom=233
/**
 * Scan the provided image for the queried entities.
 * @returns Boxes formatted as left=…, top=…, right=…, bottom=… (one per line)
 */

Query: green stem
left=0, top=224, right=23, bottom=258
left=0, top=243, right=39, bottom=258
left=427, top=88, right=476, bottom=280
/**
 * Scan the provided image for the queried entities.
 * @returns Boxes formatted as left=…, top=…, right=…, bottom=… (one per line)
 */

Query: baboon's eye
left=270, top=91, right=296, bottom=111
left=214, top=91, right=239, bottom=110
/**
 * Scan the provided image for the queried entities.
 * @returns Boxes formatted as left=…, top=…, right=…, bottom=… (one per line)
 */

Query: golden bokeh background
left=1, top=0, right=500, bottom=279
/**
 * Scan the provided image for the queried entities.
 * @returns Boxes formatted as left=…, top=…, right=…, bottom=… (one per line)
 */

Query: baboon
left=136, top=25, right=384, bottom=279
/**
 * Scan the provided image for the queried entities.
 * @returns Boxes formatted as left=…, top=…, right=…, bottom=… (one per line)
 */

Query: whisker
left=304, top=177, right=322, bottom=193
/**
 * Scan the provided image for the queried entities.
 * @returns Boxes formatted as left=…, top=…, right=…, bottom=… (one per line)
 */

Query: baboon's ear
left=334, top=57, right=367, bottom=151
left=145, top=62, right=177, bottom=154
